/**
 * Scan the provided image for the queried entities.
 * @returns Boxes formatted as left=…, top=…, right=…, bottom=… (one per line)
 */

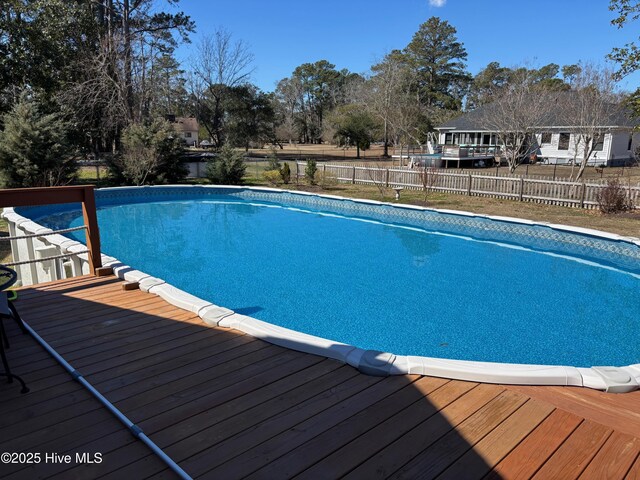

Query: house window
left=558, top=133, right=570, bottom=150
left=541, top=132, right=552, bottom=144
left=445, top=133, right=453, bottom=144
left=185, top=132, right=192, bottom=138
left=592, top=133, right=604, bottom=152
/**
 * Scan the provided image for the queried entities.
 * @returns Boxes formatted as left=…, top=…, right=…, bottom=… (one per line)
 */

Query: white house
left=435, top=104, right=639, bottom=167
left=168, top=116, right=199, bottom=147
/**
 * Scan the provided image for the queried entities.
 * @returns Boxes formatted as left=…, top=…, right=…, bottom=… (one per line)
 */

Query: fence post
left=385, top=169, right=390, bottom=187
left=467, top=174, right=472, bottom=196
left=81, top=186, right=102, bottom=274
left=580, top=181, right=586, bottom=208
left=296, top=162, right=299, bottom=180
left=519, top=177, right=524, bottom=201
left=352, top=166, right=356, bottom=184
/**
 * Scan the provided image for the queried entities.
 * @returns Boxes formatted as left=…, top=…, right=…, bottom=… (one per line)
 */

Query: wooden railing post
left=580, top=182, right=587, bottom=208
left=352, top=166, right=356, bottom=184
left=385, top=169, right=390, bottom=187
left=81, top=186, right=102, bottom=274
left=0, top=184, right=103, bottom=277
left=467, top=174, right=472, bottom=195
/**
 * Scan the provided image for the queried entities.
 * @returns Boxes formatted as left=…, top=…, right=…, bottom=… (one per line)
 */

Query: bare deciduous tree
left=60, top=35, right=131, bottom=154
left=558, top=63, right=619, bottom=180
left=418, top=165, right=439, bottom=203
left=118, top=143, right=158, bottom=186
left=366, top=51, right=408, bottom=157
left=193, top=28, right=254, bottom=87
left=190, top=28, right=254, bottom=148
left=479, top=68, right=552, bottom=173
left=368, top=58, right=454, bottom=162
left=274, top=76, right=304, bottom=145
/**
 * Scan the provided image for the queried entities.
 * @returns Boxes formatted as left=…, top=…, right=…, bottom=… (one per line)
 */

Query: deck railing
left=0, top=185, right=102, bottom=282
left=295, top=162, right=640, bottom=209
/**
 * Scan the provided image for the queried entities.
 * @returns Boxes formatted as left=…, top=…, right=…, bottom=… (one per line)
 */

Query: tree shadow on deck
left=0, top=277, right=507, bottom=479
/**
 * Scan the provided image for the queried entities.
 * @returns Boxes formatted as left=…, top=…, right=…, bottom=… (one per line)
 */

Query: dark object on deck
left=96, top=266, right=114, bottom=277
left=0, top=265, right=29, bottom=393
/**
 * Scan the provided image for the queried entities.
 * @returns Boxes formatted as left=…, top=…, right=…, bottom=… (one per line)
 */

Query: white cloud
left=429, top=0, right=447, bottom=7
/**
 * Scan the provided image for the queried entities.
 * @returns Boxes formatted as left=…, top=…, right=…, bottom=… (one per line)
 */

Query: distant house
left=435, top=103, right=640, bottom=167
left=167, top=115, right=199, bottom=147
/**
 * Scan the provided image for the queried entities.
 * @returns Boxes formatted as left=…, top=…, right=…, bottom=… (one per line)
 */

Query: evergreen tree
left=0, top=94, right=77, bottom=187
left=305, top=159, right=317, bottom=184
left=207, top=145, right=246, bottom=184
left=0, top=0, right=98, bottom=118
left=330, top=105, right=378, bottom=158
left=466, top=62, right=512, bottom=110
left=266, top=148, right=282, bottom=171
left=224, top=85, right=276, bottom=150
left=404, top=17, right=471, bottom=110
left=109, top=118, right=187, bottom=185
left=280, top=162, right=291, bottom=184
left=274, top=61, right=362, bottom=144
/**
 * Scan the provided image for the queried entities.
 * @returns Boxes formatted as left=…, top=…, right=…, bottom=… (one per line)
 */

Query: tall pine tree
left=404, top=17, right=471, bottom=110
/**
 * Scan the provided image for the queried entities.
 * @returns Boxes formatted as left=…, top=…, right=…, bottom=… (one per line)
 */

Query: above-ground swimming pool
left=8, top=186, right=640, bottom=391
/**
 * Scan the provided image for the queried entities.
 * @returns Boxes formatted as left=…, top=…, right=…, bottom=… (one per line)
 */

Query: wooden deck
left=0, top=275, right=639, bottom=479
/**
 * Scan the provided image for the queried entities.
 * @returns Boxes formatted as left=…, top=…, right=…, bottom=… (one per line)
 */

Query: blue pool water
left=32, top=189, right=640, bottom=367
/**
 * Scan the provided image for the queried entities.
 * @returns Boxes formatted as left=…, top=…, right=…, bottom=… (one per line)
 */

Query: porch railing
left=0, top=185, right=102, bottom=276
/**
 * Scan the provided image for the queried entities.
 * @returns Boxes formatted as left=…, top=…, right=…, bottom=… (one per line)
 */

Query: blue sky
left=174, top=0, right=640, bottom=92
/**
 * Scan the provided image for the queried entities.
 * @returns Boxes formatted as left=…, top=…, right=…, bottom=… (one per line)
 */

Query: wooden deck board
left=626, top=455, right=640, bottom=479
left=507, top=384, right=640, bottom=440
left=578, top=432, right=640, bottom=480
left=0, top=275, right=637, bottom=479
left=0, top=320, right=172, bottom=479
left=437, top=400, right=554, bottom=479
left=239, top=376, right=452, bottom=479
left=485, top=409, right=583, bottom=479
left=178, top=369, right=390, bottom=477
left=531, top=421, right=613, bottom=480
left=135, top=353, right=329, bottom=432
left=269, top=378, right=472, bottom=480
left=389, top=390, right=530, bottom=479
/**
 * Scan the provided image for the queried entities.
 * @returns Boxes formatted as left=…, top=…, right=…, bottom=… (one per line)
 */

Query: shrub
left=0, top=94, right=78, bottom=187
left=262, top=169, right=282, bottom=186
left=111, top=119, right=187, bottom=186
left=595, top=178, right=634, bottom=213
left=266, top=148, right=281, bottom=171
left=305, top=159, right=317, bottom=185
left=207, top=145, right=246, bottom=184
left=315, top=170, right=337, bottom=188
left=280, top=162, right=291, bottom=184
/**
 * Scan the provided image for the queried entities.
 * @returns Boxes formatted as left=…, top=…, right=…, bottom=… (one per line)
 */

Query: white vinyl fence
left=296, top=162, right=640, bottom=209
